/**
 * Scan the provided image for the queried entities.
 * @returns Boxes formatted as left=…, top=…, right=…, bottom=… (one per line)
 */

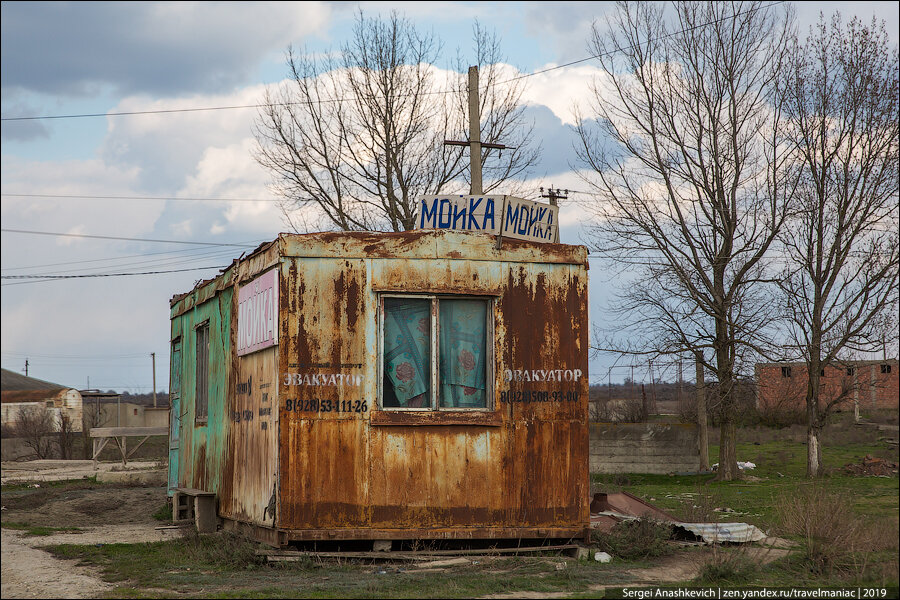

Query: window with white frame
left=380, top=295, right=492, bottom=410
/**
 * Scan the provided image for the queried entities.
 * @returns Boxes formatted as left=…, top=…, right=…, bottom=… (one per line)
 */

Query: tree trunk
left=717, top=417, right=740, bottom=481
left=807, top=424, right=821, bottom=478
left=806, top=351, right=823, bottom=478
left=714, top=313, right=739, bottom=481
left=695, top=351, right=709, bottom=471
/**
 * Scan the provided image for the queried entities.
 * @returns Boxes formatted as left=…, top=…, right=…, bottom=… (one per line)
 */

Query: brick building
left=755, top=359, right=899, bottom=414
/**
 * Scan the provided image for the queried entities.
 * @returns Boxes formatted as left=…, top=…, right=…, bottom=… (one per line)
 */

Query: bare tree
left=778, top=14, right=899, bottom=477
left=57, top=412, right=75, bottom=460
left=254, top=11, right=538, bottom=232
left=576, top=1, right=794, bottom=480
left=15, top=405, right=56, bottom=459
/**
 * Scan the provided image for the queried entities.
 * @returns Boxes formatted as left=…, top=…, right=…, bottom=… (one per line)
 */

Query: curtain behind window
left=383, top=298, right=431, bottom=407
left=439, top=299, right=487, bottom=408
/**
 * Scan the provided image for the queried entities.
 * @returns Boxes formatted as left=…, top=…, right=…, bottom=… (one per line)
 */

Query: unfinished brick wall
left=756, top=360, right=899, bottom=412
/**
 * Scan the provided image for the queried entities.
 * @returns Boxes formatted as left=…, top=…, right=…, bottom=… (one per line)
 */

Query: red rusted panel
left=274, top=230, right=588, bottom=540
left=171, top=230, right=588, bottom=542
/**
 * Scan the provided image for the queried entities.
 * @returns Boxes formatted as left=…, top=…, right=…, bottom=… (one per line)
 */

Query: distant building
left=1, top=368, right=83, bottom=431
left=80, top=390, right=169, bottom=429
left=755, top=359, right=899, bottom=413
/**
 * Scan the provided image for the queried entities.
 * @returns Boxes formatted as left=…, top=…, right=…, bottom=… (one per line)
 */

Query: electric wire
left=0, top=1, right=787, bottom=122
left=0, top=228, right=261, bottom=247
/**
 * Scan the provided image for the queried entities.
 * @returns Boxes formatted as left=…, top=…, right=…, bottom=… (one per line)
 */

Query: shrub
left=777, top=485, right=892, bottom=578
left=696, top=546, right=757, bottom=584
left=592, top=517, right=673, bottom=561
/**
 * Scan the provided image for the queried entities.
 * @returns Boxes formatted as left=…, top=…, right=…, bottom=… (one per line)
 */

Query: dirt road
left=1, top=469, right=184, bottom=599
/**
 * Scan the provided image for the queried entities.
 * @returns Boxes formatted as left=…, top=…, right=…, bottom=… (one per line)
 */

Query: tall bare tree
left=778, top=14, right=899, bottom=477
left=576, top=1, right=794, bottom=480
left=254, top=12, right=537, bottom=232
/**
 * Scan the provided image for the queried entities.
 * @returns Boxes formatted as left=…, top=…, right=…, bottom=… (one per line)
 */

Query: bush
left=592, top=517, right=673, bottom=561
left=696, top=546, right=757, bottom=584
left=777, top=485, right=895, bottom=578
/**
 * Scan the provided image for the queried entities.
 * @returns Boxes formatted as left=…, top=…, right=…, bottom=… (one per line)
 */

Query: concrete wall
left=590, top=422, right=700, bottom=474
left=82, top=403, right=169, bottom=429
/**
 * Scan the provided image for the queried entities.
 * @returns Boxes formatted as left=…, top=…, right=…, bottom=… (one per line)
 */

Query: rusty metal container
left=168, top=230, right=589, bottom=546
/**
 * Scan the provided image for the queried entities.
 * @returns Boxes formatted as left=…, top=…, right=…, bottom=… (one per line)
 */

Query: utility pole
left=23, top=359, right=28, bottom=377
left=467, top=66, right=483, bottom=195
left=151, top=352, right=157, bottom=409
left=539, top=186, right=568, bottom=207
left=443, top=66, right=509, bottom=195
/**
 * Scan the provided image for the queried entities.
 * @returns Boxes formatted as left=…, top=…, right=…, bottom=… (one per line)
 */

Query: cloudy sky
left=2, top=1, right=898, bottom=393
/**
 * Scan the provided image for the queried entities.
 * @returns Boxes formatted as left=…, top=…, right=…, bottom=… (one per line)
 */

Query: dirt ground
left=1, top=472, right=184, bottom=599
left=1, top=464, right=791, bottom=598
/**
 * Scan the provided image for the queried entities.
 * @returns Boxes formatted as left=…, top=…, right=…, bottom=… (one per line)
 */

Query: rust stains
left=171, top=229, right=589, bottom=544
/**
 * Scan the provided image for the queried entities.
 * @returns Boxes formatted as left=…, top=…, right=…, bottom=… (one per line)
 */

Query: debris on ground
left=590, top=491, right=767, bottom=544
left=843, top=455, right=899, bottom=476
left=710, top=461, right=756, bottom=471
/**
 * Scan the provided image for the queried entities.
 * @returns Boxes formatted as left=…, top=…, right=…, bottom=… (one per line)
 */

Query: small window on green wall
left=195, top=321, right=209, bottom=422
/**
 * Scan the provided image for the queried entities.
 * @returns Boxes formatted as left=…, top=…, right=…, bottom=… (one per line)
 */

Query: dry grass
left=777, top=485, right=899, bottom=579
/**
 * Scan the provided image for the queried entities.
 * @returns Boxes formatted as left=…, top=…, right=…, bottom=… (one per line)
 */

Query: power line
left=0, top=1, right=787, bottom=123
left=1, top=243, right=241, bottom=272
left=7, top=249, right=240, bottom=279
left=498, top=1, right=786, bottom=85
left=0, top=265, right=227, bottom=286
left=2, top=351, right=151, bottom=359
left=1, top=193, right=282, bottom=203
left=1, top=228, right=261, bottom=247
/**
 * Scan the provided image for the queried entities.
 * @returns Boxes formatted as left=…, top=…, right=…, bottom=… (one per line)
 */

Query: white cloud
left=521, top=64, right=606, bottom=126
left=0, top=155, right=158, bottom=238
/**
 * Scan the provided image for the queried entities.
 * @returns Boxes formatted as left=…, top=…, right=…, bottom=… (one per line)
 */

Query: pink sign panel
left=237, top=268, right=279, bottom=356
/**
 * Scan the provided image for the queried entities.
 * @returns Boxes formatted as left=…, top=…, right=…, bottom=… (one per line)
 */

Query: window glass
left=196, top=322, right=209, bottom=420
left=439, top=299, right=487, bottom=408
left=382, top=298, right=432, bottom=408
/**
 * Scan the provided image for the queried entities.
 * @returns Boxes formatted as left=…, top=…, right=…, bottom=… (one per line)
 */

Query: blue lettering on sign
left=467, top=197, right=482, bottom=230
left=420, top=198, right=439, bottom=228
left=517, top=204, right=531, bottom=235
left=483, top=198, right=495, bottom=229
left=452, top=203, right=467, bottom=228
left=438, top=199, right=452, bottom=227
left=505, top=203, right=521, bottom=233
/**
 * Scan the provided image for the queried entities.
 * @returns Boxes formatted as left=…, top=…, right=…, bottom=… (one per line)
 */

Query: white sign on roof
left=417, top=195, right=559, bottom=243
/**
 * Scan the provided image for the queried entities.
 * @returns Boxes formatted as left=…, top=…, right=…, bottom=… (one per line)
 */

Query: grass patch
left=592, top=435, right=898, bottom=588
left=1, top=475, right=99, bottom=493
left=592, top=439, right=899, bottom=529
left=2, top=521, right=83, bottom=536
left=151, top=503, right=171, bottom=522
left=46, top=534, right=637, bottom=598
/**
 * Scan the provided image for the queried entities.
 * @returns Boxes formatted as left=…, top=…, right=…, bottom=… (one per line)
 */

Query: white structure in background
left=0, top=368, right=83, bottom=432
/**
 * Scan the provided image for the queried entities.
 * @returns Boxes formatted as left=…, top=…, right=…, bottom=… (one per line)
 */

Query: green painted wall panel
left=169, top=288, right=233, bottom=494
